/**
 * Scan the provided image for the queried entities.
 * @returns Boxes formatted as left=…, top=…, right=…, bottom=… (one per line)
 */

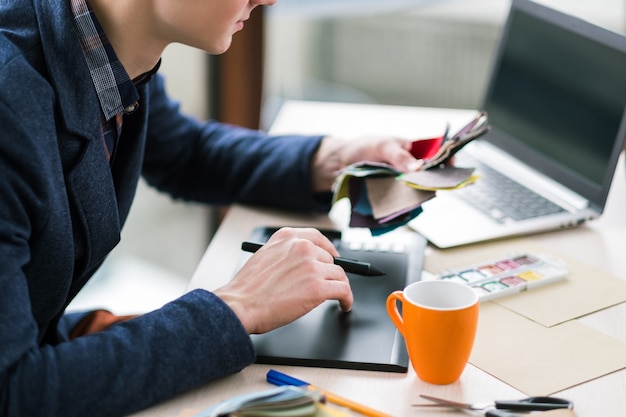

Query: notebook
left=242, top=226, right=426, bottom=373
left=409, top=0, right=626, bottom=248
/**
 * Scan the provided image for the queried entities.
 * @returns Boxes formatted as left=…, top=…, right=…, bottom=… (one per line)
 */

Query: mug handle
left=386, top=290, right=406, bottom=337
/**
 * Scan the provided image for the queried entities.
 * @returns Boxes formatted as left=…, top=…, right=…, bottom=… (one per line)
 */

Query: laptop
left=242, top=226, right=426, bottom=373
left=409, top=0, right=626, bottom=248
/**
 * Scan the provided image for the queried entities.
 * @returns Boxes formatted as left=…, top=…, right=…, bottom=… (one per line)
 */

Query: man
left=0, top=0, right=421, bottom=416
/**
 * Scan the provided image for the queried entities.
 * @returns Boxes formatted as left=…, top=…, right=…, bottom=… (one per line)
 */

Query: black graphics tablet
left=242, top=226, right=426, bottom=373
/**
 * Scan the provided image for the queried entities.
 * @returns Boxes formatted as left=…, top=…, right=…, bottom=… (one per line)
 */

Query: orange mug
left=386, top=280, right=479, bottom=384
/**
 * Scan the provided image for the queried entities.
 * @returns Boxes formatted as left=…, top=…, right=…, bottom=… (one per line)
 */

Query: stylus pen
left=241, top=241, right=385, bottom=276
left=267, top=369, right=394, bottom=417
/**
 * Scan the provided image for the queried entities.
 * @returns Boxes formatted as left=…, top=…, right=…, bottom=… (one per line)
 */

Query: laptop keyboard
left=455, top=159, right=566, bottom=223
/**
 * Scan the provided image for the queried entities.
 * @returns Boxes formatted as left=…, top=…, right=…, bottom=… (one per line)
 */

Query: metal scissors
left=414, top=394, right=573, bottom=416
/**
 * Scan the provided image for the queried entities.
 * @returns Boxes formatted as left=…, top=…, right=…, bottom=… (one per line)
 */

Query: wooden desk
left=134, top=101, right=626, bottom=417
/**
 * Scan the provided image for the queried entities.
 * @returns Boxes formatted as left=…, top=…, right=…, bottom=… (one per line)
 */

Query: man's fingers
left=324, top=265, right=353, bottom=312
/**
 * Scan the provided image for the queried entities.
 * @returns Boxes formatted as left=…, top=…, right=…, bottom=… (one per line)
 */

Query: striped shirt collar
left=70, top=0, right=144, bottom=121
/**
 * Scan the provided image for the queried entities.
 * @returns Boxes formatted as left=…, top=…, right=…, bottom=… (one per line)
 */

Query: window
left=262, top=0, right=626, bottom=128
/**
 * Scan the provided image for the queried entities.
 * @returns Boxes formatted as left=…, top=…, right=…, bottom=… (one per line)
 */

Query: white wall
left=160, top=44, right=210, bottom=120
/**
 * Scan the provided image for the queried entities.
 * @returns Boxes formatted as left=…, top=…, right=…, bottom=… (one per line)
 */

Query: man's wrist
left=310, top=136, right=349, bottom=192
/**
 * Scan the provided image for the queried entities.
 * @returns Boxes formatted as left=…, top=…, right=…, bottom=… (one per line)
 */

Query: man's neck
left=87, top=0, right=166, bottom=80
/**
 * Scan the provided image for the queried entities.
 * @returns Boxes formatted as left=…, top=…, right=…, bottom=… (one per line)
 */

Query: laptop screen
left=481, top=0, right=626, bottom=208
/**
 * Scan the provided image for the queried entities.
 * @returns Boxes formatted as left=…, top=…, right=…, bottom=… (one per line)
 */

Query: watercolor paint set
left=436, top=252, right=568, bottom=302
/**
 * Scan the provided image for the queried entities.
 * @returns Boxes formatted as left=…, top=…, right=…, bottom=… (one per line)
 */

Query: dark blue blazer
left=0, top=1, right=329, bottom=416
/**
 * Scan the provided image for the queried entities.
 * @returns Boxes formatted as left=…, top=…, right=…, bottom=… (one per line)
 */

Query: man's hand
left=310, top=136, right=424, bottom=192
left=214, top=227, right=353, bottom=334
